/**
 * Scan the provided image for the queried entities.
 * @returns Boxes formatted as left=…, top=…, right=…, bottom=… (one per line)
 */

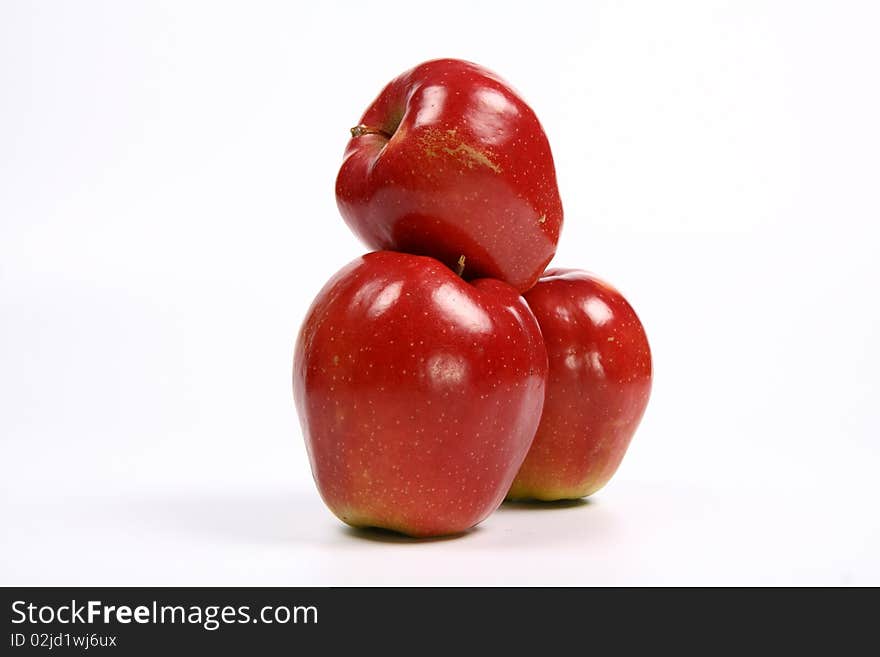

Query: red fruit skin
left=335, top=58, right=563, bottom=293
left=293, top=251, right=548, bottom=537
left=508, top=269, right=652, bottom=501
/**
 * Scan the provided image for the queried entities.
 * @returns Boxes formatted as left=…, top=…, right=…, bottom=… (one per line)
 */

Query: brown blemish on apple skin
left=419, top=129, right=501, bottom=173
left=443, top=143, right=501, bottom=173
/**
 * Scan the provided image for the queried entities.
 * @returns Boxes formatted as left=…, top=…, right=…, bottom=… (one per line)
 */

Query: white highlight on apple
left=427, top=353, right=469, bottom=386
left=413, top=85, right=447, bottom=129
left=583, top=297, right=613, bottom=327
left=367, top=281, right=403, bottom=319
left=431, top=283, right=494, bottom=334
left=467, top=88, right=519, bottom=145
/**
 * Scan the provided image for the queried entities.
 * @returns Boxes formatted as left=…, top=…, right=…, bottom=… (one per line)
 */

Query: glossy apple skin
left=335, top=58, right=563, bottom=293
left=507, top=269, right=652, bottom=501
left=294, top=251, right=548, bottom=537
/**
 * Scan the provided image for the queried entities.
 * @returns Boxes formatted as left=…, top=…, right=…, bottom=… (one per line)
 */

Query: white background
left=2, top=0, right=879, bottom=585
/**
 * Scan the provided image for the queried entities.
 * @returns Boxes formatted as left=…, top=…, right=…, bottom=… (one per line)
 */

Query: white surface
left=2, top=0, right=879, bottom=586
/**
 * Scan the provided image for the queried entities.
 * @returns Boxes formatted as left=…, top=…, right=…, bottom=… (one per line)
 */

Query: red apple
left=335, top=58, right=563, bottom=293
left=507, top=269, right=652, bottom=501
left=293, top=251, right=548, bottom=537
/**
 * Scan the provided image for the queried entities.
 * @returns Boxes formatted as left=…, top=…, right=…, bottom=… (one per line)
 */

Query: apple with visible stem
left=335, top=58, right=563, bottom=293
left=293, top=251, right=548, bottom=537
left=507, top=269, right=652, bottom=501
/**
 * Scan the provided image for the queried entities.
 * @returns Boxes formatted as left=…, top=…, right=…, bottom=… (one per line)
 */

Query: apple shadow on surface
left=342, top=525, right=481, bottom=544
left=117, top=490, right=593, bottom=548
left=341, top=499, right=590, bottom=544
left=498, top=498, right=591, bottom=512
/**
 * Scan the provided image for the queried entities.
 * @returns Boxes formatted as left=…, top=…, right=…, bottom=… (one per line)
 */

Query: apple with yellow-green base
left=507, top=269, right=652, bottom=501
left=295, top=251, right=548, bottom=536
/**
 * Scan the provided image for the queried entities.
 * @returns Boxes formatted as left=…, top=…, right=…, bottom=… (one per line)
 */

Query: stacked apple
left=293, top=59, right=652, bottom=537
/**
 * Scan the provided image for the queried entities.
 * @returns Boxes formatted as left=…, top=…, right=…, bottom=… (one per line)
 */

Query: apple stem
left=350, top=125, right=393, bottom=139
left=456, top=255, right=466, bottom=278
